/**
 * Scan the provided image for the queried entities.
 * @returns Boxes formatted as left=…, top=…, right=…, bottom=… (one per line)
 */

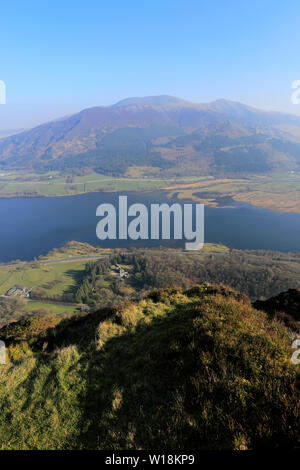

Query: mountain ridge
left=1, top=95, right=300, bottom=176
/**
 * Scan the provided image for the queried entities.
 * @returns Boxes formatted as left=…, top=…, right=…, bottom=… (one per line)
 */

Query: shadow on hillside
left=35, top=307, right=115, bottom=351
left=76, top=305, right=299, bottom=450
left=63, top=268, right=86, bottom=294
left=76, top=310, right=206, bottom=450
left=12, top=297, right=300, bottom=450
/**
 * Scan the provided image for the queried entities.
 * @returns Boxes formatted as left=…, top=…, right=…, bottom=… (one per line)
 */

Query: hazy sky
left=1, top=0, right=300, bottom=130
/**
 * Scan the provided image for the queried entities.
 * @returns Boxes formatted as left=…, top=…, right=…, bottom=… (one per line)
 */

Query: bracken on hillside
left=0, top=284, right=299, bottom=450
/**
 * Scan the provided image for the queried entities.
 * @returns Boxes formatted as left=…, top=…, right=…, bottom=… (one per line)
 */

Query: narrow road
left=0, top=254, right=108, bottom=270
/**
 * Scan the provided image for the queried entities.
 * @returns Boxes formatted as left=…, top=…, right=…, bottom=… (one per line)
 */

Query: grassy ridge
left=0, top=284, right=299, bottom=450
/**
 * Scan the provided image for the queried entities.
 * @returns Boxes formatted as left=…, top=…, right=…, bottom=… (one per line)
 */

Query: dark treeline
left=74, top=249, right=300, bottom=307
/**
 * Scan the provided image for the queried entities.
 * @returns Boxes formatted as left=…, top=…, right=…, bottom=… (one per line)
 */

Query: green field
left=0, top=260, right=87, bottom=297
left=0, top=242, right=110, bottom=323
left=25, top=301, right=79, bottom=315
left=1, top=170, right=299, bottom=213
left=0, top=170, right=200, bottom=197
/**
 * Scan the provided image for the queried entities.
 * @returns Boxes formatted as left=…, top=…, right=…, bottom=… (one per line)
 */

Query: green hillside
left=0, top=284, right=299, bottom=450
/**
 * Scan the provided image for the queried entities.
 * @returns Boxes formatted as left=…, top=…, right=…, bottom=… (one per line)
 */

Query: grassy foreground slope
left=0, top=284, right=299, bottom=450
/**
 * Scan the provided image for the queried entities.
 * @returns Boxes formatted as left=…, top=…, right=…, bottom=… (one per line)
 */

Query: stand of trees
left=74, top=249, right=300, bottom=308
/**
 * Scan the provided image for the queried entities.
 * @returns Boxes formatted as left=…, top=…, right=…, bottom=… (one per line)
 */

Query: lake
left=0, top=190, right=299, bottom=262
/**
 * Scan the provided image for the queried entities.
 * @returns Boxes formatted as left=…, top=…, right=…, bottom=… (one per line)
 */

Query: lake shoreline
left=0, top=173, right=299, bottom=213
left=0, top=187, right=299, bottom=215
left=0, top=190, right=299, bottom=262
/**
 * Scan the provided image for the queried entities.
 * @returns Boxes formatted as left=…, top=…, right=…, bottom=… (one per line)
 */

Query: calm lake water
left=0, top=191, right=299, bottom=262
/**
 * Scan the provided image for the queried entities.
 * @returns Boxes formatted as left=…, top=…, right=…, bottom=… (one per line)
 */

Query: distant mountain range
left=1, top=95, right=300, bottom=176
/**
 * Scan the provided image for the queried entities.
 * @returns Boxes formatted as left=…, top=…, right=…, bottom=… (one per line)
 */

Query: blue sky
left=1, top=0, right=300, bottom=129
